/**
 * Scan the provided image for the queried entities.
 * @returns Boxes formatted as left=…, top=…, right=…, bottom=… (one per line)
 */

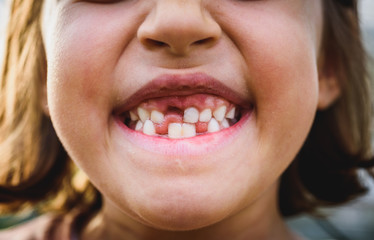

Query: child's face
left=43, top=0, right=328, bottom=230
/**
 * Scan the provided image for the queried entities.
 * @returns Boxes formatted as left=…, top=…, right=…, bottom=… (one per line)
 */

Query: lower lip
left=114, top=111, right=252, bottom=156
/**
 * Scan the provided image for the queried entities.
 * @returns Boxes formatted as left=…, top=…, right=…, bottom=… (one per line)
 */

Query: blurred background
left=0, top=0, right=374, bottom=239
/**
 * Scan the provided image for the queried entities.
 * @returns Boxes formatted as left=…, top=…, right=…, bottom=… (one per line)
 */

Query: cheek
left=258, top=48, right=318, bottom=166
left=45, top=3, right=143, bottom=103
left=252, top=51, right=318, bottom=160
left=45, top=9, right=125, bottom=166
left=230, top=11, right=319, bottom=162
left=249, top=29, right=319, bottom=122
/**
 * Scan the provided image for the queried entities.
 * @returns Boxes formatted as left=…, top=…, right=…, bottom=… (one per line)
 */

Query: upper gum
left=131, top=94, right=234, bottom=114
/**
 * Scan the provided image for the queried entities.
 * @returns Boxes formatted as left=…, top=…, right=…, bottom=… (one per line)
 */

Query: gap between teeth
left=129, top=106, right=237, bottom=138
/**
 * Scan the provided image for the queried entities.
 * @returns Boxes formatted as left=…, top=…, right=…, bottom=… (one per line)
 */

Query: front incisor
left=184, top=107, right=199, bottom=123
left=182, top=123, right=196, bottom=137
left=168, top=123, right=183, bottom=139
left=199, top=108, right=212, bottom=122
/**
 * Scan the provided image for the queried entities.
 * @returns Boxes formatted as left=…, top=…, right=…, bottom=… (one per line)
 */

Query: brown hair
left=0, top=0, right=372, bottom=217
left=279, top=0, right=374, bottom=215
left=0, top=0, right=99, bottom=214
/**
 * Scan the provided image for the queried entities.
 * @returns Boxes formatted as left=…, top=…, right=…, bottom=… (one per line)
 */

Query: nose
left=137, top=0, right=222, bottom=56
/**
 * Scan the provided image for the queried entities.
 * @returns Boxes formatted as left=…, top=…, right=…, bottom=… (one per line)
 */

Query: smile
left=121, top=94, right=241, bottom=138
left=114, top=73, right=253, bottom=140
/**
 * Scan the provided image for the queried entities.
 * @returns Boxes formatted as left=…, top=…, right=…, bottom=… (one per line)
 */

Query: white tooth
left=143, top=120, right=156, bottom=136
left=221, top=118, right=230, bottom=129
left=199, top=108, right=212, bottom=122
left=168, top=123, right=182, bottom=139
left=135, top=121, right=143, bottom=131
left=137, top=107, right=150, bottom=122
left=208, top=118, right=220, bottom=133
left=226, top=107, right=235, bottom=119
left=182, top=123, right=196, bottom=138
left=130, top=111, right=138, bottom=121
left=183, top=107, right=199, bottom=123
left=151, top=110, right=164, bottom=124
left=213, top=106, right=227, bottom=122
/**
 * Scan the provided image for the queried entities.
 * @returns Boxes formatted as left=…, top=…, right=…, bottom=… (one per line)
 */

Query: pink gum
left=134, top=94, right=234, bottom=113
left=154, top=113, right=183, bottom=134
left=129, top=114, right=209, bottom=134
left=154, top=116, right=210, bottom=134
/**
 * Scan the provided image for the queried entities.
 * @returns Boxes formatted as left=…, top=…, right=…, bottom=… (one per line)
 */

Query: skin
left=42, top=0, right=339, bottom=239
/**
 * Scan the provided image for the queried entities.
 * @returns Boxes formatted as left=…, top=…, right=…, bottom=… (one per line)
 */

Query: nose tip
left=137, top=1, right=221, bottom=56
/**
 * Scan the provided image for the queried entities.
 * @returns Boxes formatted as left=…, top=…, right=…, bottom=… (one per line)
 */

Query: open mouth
left=114, top=73, right=252, bottom=140
left=118, top=94, right=244, bottom=139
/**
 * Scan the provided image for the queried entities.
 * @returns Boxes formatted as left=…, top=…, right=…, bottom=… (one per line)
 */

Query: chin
left=127, top=194, right=237, bottom=231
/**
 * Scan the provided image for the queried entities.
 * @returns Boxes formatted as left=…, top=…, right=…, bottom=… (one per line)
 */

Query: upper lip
left=114, top=72, right=251, bottom=114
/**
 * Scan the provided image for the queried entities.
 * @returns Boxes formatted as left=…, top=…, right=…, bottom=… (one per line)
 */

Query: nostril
left=151, top=39, right=168, bottom=47
left=143, top=39, right=169, bottom=49
left=141, top=37, right=215, bottom=55
left=194, top=37, right=214, bottom=45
